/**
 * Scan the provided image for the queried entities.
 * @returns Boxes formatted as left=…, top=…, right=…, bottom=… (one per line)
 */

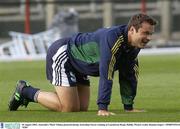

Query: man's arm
left=97, top=31, right=124, bottom=115
left=119, top=57, right=139, bottom=111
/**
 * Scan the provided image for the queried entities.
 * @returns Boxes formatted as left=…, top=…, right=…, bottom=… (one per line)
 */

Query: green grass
left=0, top=54, right=180, bottom=122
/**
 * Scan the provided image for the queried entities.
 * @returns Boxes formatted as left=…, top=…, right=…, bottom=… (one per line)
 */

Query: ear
left=129, top=26, right=135, bottom=34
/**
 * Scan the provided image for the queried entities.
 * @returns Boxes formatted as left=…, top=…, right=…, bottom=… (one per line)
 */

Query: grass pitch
left=0, top=54, right=180, bottom=122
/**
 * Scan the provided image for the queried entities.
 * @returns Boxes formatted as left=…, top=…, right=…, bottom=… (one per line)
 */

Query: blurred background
left=1, top=1, right=180, bottom=122
left=0, top=0, right=180, bottom=61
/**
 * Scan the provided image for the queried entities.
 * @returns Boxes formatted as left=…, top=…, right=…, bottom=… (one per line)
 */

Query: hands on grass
left=97, top=110, right=116, bottom=116
left=125, top=109, right=146, bottom=112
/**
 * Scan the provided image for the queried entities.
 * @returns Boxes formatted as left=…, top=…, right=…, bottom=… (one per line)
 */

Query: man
left=9, top=13, right=157, bottom=116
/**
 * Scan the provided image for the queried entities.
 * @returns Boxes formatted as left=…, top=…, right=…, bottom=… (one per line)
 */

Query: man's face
left=129, top=22, right=155, bottom=48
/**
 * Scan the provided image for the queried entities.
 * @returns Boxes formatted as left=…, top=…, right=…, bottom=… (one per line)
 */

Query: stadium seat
left=0, top=29, right=60, bottom=61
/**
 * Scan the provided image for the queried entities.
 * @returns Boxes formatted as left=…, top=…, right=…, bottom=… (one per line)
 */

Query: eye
left=143, top=32, right=152, bottom=36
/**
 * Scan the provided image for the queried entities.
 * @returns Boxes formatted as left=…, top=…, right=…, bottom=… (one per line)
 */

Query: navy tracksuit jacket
left=65, top=25, right=140, bottom=110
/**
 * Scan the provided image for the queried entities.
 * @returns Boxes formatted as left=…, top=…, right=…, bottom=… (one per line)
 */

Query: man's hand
left=125, top=109, right=146, bottom=112
left=97, top=110, right=116, bottom=116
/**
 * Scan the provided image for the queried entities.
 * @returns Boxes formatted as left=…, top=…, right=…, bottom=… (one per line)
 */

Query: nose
left=147, top=35, right=152, bottom=41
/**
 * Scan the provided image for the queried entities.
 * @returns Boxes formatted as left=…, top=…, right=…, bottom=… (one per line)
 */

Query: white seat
left=0, top=29, right=60, bottom=61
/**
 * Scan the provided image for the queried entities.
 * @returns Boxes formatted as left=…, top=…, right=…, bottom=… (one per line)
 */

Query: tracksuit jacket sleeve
left=98, top=56, right=113, bottom=110
left=119, top=57, right=139, bottom=110
left=97, top=31, right=119, bottom=110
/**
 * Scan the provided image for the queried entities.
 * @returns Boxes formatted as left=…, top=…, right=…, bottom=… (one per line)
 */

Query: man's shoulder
left=103, top=25, right=127, bottom=37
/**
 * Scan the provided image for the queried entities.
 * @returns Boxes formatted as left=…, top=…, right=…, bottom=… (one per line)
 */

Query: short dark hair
left=127, top=13, right=157, bottom=31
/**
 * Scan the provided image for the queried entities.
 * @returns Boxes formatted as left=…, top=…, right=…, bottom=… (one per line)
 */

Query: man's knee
left=61, top=104, right=80, bottom=112
left=52, top=103, right=62, bottom=112
left=53, top=103, right=80, bottom=112
left=80, top=105, right=88, bottom=111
